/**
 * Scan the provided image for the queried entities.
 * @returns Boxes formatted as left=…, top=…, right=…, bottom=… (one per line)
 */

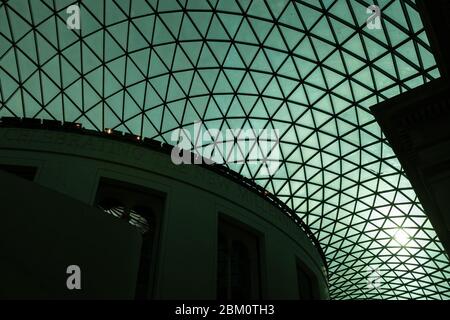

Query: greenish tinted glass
left=0, top=0, right=449, bottom=299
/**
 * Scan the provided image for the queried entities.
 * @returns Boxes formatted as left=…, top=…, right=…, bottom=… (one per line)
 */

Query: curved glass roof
left=1, top=0, right=449, bottom=299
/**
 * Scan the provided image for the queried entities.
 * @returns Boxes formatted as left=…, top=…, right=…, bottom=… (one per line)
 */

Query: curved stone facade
left=0, top=126, right=328, bottom=299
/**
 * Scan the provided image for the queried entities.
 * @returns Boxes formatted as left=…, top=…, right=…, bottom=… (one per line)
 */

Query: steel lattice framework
left=1, top=0, right=449, bottom=299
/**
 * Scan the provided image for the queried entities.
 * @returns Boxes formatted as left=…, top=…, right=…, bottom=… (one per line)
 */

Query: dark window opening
left=217, top=218, right=261, bottom=300
left=94, top=178, right=164, bottom=299
left=296, top=260, right=318, bottom=300
left=0, top=164, right=37, bottom=181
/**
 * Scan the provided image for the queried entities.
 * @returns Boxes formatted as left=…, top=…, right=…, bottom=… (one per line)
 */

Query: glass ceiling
left=1, top=0, right=449, bottom=299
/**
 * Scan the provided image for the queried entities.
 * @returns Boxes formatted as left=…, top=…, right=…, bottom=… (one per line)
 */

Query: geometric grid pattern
left=1, top=0, right=449, bottom=299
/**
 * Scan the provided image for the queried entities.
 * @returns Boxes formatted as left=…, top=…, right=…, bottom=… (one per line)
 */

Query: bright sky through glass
left=0, top=0, right=449, bottom=299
